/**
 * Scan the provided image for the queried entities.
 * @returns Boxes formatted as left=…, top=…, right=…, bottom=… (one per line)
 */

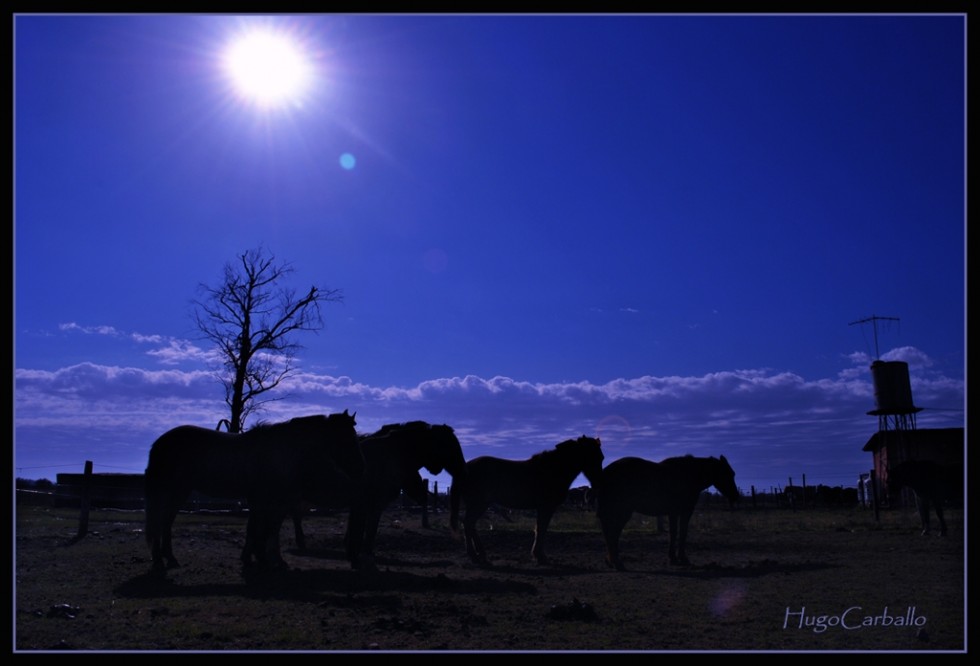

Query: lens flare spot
left=709, top=582, right=747, bottom=618
left=596, top=415, right=633, bottom=448
left=340, top=153, right=356, bottom=170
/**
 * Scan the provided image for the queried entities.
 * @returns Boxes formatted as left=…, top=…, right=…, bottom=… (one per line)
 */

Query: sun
left=222, top=29, right=313, bottom=110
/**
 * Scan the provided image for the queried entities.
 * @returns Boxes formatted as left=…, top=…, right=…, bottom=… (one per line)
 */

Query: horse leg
left=360, top=506, right=384, bottom=570
left=148, top=521, right=167, bottom=574
left=144, top=493, right=161, bottom=573
left=916, top=496, right=931, bottom=536
left=242, top=513, right=262, bottom=567
left=598, top=507, right=631, bottom=571
left=246, top=508, right=287, bottom=572
left=161, top=505, right=181, bottom=569
left=145, top=500, right=167, bottom=573
left=463, top=505, right=488, bottom=564
left=346, top=506, right=370, bottom=570
left=149, top=530, right=164, bottom=573
left=675, top=512, right=692, bottom=566
left=667, top=514, right=680, bottom=565
left=292, top=504, right=307, bottom=551
left=264, top=511, right=289, bottom=570
left=531, top=509, right=554, bottom=565
left=935, top=504, right=947, bottom=537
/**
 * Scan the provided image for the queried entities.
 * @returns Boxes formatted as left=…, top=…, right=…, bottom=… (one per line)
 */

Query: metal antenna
left=849, top=315, right=900, bottom=360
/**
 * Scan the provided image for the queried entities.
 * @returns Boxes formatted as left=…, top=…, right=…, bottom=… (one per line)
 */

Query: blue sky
left=14, top=14, right=966, bottom=495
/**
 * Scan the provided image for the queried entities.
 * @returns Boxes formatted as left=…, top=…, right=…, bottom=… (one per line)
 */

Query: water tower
left=851, top=315, right=922, bottom=510
left=867, top=359, right=922, bottom=431
left=850, top=315, right=922, bottom=432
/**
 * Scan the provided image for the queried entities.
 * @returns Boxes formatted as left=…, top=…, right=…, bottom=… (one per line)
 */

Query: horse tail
left=143, top=460, right=160, bottom=551
left=143, top=436, right=170, bottom=556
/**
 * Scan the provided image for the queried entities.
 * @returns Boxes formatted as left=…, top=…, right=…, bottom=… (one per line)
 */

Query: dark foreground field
left=14, top=500, right=966, bottom=653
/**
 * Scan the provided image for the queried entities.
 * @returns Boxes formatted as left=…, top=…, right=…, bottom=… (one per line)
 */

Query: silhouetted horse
left=595, top=455, right=739, bottom=570
left=144, top=411, right=362, bottom=573
left=888, top=460, right=963, bottom=536
left=283, top=421, right=467, bottom=569
left=450, top=435, right=604, bottom=565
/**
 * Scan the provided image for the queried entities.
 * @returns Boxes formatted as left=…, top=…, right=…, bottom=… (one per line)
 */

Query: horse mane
left=530, top=440, right=570, bottom=462
left=529, top=448, right=553, bottom=463
left=658, top=455, right=730, bottom=477
left=661, top=454, right=722, bottom=466
left=242, top=413, right=352, bottom=436
left=529, top=436, right=596, bottom=463
left=377, top=421, right=431, bottom=435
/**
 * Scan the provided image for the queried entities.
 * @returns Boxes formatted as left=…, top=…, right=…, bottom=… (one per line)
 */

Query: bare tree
left=193, top=247, right=342, bottom=433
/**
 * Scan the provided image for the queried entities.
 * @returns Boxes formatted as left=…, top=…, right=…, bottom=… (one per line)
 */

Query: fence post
left=750, top=485, right=757, bottom=509
left=802, top=473, right=807, bottom=510
left=421, top=479, right=430, bottom=528
left=72, top=460, right=93, bottom=543
left=870, top=469, right=880, bottom=524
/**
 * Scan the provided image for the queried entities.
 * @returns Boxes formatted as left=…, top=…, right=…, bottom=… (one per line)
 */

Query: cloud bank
left=14, top=346, right=964, bottom=492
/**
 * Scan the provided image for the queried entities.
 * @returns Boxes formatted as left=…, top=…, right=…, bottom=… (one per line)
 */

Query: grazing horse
left=888, top=460, right=963, bottom=536
left=285, top=421, right=468, bottom=570
left=144, top=411, right=362, bottom=573
left=595, top=455, right=739, bottom=570
left=450, top=435, right=604, bottom=565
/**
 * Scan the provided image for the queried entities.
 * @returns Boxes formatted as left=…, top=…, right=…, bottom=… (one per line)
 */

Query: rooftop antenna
left=849, top=314, right=900, bottom=360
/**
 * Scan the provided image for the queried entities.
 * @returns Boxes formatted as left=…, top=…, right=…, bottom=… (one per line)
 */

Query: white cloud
left=882, top=345, right=933, bottom=367
left=145, top=339, right=214, bottom=365
left=59, top=322, right=122, bottom=336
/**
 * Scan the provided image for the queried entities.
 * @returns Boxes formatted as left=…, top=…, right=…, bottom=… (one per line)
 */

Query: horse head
left=714, top=455, right=740, bottom=506
left=324, top=410, right=364, bottom=479
left=575, top=435, right=605, bottom=488
left=404, top=422, right=448, bottom=476
left=431, top=425, right=468, bottom=479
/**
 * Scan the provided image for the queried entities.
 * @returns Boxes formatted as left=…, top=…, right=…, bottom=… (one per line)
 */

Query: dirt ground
left=13, top=501, right=966, bottom=653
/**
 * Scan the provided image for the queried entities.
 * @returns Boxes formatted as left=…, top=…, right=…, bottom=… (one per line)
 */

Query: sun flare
left=223, top=29, right=313, bottom=110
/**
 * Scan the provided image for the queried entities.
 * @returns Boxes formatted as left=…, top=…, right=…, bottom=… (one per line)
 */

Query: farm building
left=53, top=472, right=244, bottom=511
left=853, top=353, right=963, bottom=509
left=862, top=427, right=964, bottom=506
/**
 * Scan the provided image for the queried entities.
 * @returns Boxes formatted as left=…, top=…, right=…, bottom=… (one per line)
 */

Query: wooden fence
left=18, top=465, right=866, bottom=516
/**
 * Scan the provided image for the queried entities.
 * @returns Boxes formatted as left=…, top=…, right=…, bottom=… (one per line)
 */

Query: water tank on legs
left=868, top=360, right=920, bottom=415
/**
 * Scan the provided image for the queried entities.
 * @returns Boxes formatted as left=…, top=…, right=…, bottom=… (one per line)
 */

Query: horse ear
left=720, top=455, right=728, bottom=464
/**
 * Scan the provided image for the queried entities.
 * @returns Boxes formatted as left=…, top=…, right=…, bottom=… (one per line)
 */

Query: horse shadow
left=459, top=558, right=600, bottom=577
left=113, top=565, right=538, bottom=602
left=285, top=542, right=600, bottom=575
left=287, top=545, right=458, bottom=570
left=617, top=558, right=840, bottom=579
